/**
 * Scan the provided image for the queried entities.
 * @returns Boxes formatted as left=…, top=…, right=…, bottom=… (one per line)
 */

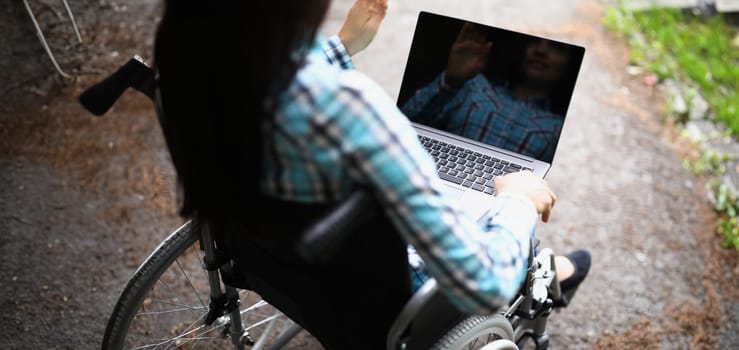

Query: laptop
left=397, top=11, right=585, bottom=220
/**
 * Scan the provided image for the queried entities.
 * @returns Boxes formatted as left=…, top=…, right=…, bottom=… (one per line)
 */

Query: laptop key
left=510, top=163, right=522, bottom=169
left=484, top=187, right=495, bottom=195
left=462, top=181, right=474, bottom=188
left=471, top=184, right=485, bottom=192
left=439, top=172, right=463, bottom=185
left=448, top=169, right=458, bottom=176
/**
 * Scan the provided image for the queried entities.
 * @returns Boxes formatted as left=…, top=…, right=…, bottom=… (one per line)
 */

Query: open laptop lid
left=397, top=11, right=585, bottom=164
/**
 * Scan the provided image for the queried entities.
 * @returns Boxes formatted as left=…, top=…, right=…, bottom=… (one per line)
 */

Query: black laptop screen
left=398, top=12, right=585, bottom=163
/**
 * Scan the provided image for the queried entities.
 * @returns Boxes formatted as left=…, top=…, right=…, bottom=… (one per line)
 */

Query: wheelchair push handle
left=296, top=189, right=381, bottom=264
left=78, top=55, right=155, bottom=116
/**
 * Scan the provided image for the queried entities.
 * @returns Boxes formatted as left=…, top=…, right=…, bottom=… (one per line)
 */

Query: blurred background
left=1, top=0, right=737, bottom=349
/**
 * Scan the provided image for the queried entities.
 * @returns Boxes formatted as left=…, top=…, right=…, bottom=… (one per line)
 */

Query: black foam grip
left=297, top=189, right=380, bottom=264
left=78, top=57, right=155, bottom=116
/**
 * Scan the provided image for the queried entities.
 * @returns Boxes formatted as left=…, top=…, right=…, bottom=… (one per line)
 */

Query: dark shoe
left=553, top=249, right=591, bottom=307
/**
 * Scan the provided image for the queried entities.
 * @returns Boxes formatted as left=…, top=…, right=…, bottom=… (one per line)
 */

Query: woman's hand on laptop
left=495, top=171, right=557, bottom=223
left=338, top=0, right=388, bottom=56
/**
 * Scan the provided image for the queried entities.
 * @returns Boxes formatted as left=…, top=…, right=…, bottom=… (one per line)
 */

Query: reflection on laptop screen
left=398, top=12, right=585, bottom=163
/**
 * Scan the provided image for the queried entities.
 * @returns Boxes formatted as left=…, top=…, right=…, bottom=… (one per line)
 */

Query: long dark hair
left=154, top=1, right=330, bottom=224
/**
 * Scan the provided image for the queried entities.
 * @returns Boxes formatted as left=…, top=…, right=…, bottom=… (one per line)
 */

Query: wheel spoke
left=468, top=337, right=478, bottom=349
left=193, top=247, right=209, bottom=282
left=243, top=313, right=282, bottom=332
left=174, top=257, right=207, bottom=309
left=140, top=297, right=207, bottom=311
left=136, top=306, right=206, bottom=316
left=140, top=315, right=220, bottom=350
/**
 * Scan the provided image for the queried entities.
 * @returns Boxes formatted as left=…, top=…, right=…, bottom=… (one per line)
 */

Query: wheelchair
left=81, top=56, right=562, bottom=350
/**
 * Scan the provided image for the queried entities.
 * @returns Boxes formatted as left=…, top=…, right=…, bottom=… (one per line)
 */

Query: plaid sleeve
left=321, top=35, right=355, bottom=70
left=308, top=71, right=537, bottom=315
left=399, top=72, right=461, bottom=125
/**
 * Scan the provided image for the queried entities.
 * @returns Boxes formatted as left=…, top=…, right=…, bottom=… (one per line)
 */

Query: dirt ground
left=1, top=0, right=737, bottom=349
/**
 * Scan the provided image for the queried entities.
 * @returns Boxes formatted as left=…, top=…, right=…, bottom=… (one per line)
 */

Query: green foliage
left=604, top=5, right=739, bottom=136
left=682, top=147, right=728, bottom=175
left=606, top=5, right=739, bottom=250
left=715, top=183, right=739, bottom=249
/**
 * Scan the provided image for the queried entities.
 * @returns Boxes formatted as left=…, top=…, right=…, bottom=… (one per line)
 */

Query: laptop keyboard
left=418, top=135, right=532, bottom=195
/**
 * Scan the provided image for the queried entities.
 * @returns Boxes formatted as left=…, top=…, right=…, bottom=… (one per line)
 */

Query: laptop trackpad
left=442, top=184, right=465, bottom=200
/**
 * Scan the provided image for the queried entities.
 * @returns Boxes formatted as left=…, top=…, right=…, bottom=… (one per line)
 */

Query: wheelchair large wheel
left=431, top=314, right=517, bottom=350
left=101, top=220, right=299, bottom=349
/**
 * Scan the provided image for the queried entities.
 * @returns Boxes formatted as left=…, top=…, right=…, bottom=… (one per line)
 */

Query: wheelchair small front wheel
left=431, top=314, right=516, bottom=350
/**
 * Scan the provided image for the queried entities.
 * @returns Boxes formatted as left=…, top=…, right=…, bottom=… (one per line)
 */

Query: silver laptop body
left=397, top=11, right=585, bottom=220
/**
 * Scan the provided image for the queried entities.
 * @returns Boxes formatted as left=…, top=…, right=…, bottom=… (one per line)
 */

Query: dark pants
left=221, top=198, right=412, bottom=349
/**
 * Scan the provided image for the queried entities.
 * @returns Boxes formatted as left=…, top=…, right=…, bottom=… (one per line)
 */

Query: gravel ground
left=1, top=0, right=737, bottom=349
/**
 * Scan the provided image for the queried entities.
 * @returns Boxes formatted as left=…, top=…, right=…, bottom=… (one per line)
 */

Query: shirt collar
left=496, top=80, right=551, bottom=110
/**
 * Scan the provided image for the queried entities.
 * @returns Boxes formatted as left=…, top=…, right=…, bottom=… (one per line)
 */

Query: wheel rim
left=455, top=326, right=511, bottom=349
left=112, top=230, right=295, bottom=349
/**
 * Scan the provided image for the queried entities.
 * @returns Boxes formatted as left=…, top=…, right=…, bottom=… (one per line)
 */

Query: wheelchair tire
left=101, top=220, right=296, bottom=349
left=431, top=314, right=516, bottom=350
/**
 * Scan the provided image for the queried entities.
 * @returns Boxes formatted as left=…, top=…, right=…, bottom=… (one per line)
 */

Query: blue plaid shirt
left=401, top=72, right=563, bottom=163
left=262, top=35, right=537, bottom=314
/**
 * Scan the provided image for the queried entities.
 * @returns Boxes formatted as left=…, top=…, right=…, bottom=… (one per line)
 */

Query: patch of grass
left=604, top=5, right=739, bottom=135
left=681, top=143, right=739, bottom=249
left=715, top=183, right=739, bottom=249
left=605, top=5, right=739, bottom=250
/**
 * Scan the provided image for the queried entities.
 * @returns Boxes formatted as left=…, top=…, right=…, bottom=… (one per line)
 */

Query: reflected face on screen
left=521, top=39, right=572, bottom=88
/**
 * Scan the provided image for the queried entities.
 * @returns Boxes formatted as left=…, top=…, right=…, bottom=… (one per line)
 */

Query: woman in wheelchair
left=153, top=0, right=590, bottom=348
